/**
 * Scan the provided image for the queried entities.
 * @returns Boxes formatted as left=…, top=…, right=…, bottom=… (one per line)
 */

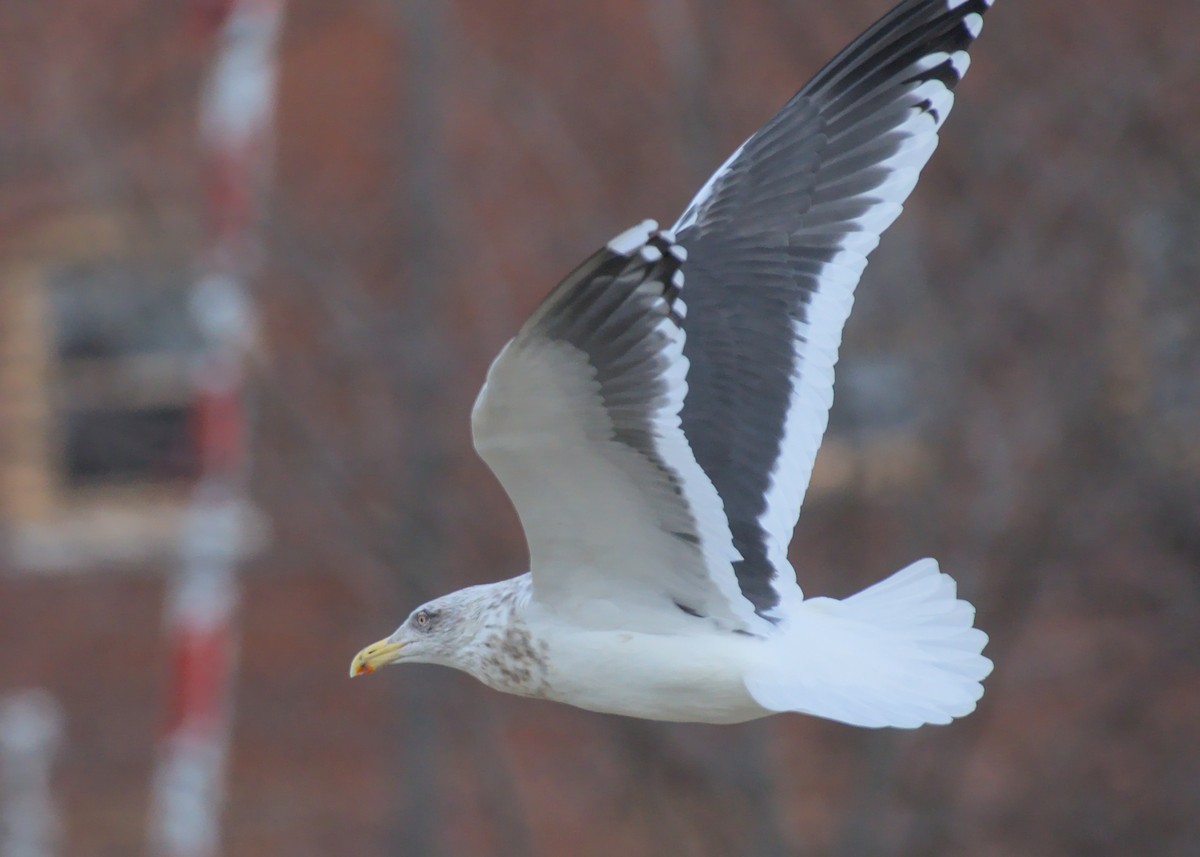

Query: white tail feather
left=745, top=559, right=992, bottom=728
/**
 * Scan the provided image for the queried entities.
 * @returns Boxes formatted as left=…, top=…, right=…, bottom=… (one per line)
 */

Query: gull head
left=349, top=584, right=511, bottom=677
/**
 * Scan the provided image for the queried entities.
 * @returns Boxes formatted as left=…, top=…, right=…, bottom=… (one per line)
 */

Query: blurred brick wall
left=3, top=1, right=1199, bottom=856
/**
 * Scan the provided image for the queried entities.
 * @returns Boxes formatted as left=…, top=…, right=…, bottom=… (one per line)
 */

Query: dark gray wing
left=671, top=0, right=994, bottom=616
left=472, top=222, right=773, bottom=635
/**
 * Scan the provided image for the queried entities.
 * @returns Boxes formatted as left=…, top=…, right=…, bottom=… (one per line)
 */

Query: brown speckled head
left=349, top=576, right=547, bottom=695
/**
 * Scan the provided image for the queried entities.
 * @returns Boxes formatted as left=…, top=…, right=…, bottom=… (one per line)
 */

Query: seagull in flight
left=351, top=0, right=995, bottom=728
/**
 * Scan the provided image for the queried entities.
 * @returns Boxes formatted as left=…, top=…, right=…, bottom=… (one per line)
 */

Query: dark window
left=50, top=261, right=202, bottom=488
left=62, top=406, right=197, bottom=486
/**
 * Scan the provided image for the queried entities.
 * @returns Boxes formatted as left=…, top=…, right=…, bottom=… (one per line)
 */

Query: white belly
left=530, top=623, right=773, bottom=724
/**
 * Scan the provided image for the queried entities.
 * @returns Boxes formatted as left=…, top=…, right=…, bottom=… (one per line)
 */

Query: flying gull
left=351, top=0, right=996, bottom=728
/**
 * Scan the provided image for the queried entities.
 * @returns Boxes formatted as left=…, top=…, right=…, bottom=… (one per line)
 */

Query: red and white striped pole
left=0, top=690, right=64, bottom=857
left=148, top=2, right=284, bottom=856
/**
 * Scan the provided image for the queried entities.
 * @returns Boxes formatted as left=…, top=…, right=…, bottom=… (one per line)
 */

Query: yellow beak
left=349, top=638, right=404, bottom=677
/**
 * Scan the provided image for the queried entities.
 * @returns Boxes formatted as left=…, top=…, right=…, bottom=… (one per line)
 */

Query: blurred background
left=1, top=0, right=1198, bottom=855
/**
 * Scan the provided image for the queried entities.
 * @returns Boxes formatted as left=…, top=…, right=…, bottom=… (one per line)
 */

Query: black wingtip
left=805, top=0, right=995, bottom=103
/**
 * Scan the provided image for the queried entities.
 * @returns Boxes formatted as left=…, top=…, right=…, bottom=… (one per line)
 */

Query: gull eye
left=414, top=610, right=432, bottom=629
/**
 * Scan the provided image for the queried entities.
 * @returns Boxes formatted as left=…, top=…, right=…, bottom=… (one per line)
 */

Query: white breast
left=528, top=616, right=773, bottom=725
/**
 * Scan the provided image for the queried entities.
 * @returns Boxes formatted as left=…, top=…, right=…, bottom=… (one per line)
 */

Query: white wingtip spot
left=963, top=12, right=984, bottom=37
left=670, top=270, right=685, bottom=290
left=946, top=0, right=970, bottom=8
left=950, top=50, right=971, bottom=77
left=607, top=219, right=658, bottom=255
